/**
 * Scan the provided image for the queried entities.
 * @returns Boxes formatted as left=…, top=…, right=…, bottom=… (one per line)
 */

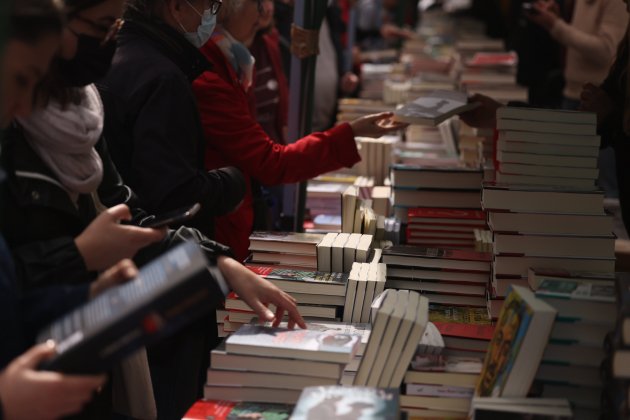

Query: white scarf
left=17, top=84, right=104, bottom=198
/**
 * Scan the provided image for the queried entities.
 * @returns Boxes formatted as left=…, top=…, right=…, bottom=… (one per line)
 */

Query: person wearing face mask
left=191, top=0, right=406, bottom=261
left=98, top=0, right=246, bottom=243
left=2, top=0, right=306, bottom=418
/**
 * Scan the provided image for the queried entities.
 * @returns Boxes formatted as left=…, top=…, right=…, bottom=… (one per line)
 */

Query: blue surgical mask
left=179, top=0, right=217, bottom=48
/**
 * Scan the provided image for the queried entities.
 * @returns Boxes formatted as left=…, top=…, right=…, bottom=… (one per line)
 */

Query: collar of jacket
left=119, top=15, right=213, bottom=83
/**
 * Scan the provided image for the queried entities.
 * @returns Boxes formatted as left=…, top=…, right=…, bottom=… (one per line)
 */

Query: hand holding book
left=349, top=112, right=408, bottom=138
left=459, top=93, right=502, bottom=129
left=217, top=256, right=306, bottom=329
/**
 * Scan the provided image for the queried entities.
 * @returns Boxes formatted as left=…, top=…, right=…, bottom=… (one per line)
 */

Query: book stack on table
left=381, top=245, right=491, bottom=308
left=404, top=207, right=487, bottom=249
left=204, top=324, right=361, bottom=404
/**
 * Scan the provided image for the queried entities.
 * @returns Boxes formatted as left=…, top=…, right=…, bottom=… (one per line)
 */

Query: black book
left=37, top=242, right=224, bottom=374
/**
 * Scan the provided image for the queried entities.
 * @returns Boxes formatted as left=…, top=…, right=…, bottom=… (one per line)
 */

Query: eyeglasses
left=71, top=15, right=124, bottom=45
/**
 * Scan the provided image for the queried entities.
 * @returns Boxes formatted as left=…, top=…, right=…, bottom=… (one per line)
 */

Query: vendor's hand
left=75, top=204, right=166, bottom=272
left=459, top=93, right=503, bottom=129
left=380, top=23, right=415, bottom=41
left=526, top=0, right=559, bottom=31
left=0, top=342, right=106, bottom=420
left=89, top=259, right=138, bottom=299
left=350, top=112, right=408, bottom=138
left=340, top=72, right=360, bottom=95
left=580, top=83, right=614, bottom=124
left=217, top=256, right=306, bottom=329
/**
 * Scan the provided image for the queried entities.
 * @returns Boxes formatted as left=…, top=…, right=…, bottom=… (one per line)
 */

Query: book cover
left=429, top=305, right=493, bottom=325
left=433, top=322, right=495, bottom=342
left=184, top=400, right=293, bottom=420
left=290, top=386, right=399, bottom=420
left=535, top=278, right=615, bottom=303
left=250, top=231, right=326, bottom=245
left=476, top=287, right=556, bottom=397
left=247, top=266, right=349, bottom=287
left=407, top=207, right=486, bottom=223
left=226, top=324, right=360, bottom=363
left=383, top=246, right=491, bottom=262
left=393, top=90, right=479, bottom=126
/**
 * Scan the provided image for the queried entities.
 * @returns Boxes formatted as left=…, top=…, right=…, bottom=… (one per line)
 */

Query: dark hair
left=8, top=0, right=65, bottom=43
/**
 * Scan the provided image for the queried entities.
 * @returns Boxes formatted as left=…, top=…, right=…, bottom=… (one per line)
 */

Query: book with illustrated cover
left=249, top=232, right=325, bottom=255
left=407, top=207, right=486, bottom=226
left=534, top=277, right=616, bottom=303
left=477, top=286, right=556, bottom=397
left=226, top=324, right=360, bottom=364
left=183, top=400, right=293, bottom=420
left=246, top=266, right=348, bottom=296
left=392, top=90, right=479, bottom=126
left=290, top=386, right=399, bottom=420
left=411, top=354, right=483, bottom=374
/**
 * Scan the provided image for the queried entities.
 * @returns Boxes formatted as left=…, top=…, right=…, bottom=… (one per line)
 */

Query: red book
left=433, top=322, right=495, bottom=341
left=466, top=52, right=517, bottom=68
left=407, top=208, right=487, bottom=227
left=183, top=400, right=293, bottom=420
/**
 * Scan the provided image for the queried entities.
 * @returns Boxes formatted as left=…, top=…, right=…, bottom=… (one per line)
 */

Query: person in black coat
left=98, top=3, right=244, bottom=241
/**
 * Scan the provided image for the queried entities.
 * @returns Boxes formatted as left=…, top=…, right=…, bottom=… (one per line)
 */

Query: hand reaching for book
left=217, top=256, right=307, bottom=329
left=75, top=204, right=167, bottom=272
left=349, top=112, right=408, bottom=138
left=0, top=342, right=106, bottom=420
left=459, top=94, right=503, bottom=129
left=89, top=259, right=138, bottom=299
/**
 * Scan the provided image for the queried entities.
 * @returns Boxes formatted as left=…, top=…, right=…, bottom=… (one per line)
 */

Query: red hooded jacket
left=193, top=40, right=361, bottom=261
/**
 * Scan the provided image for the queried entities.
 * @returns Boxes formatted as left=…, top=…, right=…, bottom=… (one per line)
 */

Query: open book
left=37, top=242, right=224, bottom=373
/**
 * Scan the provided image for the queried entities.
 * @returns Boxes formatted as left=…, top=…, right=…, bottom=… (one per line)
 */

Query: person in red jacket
left=192, top=0, right=405, bottom=261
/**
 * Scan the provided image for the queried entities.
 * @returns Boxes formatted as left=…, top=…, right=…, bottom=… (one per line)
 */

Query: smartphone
left=141, top=203, right=201, bottom=228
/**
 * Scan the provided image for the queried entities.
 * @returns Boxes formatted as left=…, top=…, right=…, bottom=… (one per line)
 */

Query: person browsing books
left=190, top=0, right=407, bottom=261
left=2, top=0, right=306, bottom=416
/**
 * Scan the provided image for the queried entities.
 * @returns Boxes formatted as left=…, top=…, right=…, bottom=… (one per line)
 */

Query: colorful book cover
left=536, top=278, right=615, bottom=303
left=476, top=290, right=534, bottom=397
left=290, top=386, right=399, bottom=420
left=247, top=267, right=349, bottom=286
left=410, top=354, right=483, bottom=374
left=183, top=400, right=292, bottom=420
left=429, top=304, right=493, bottom=325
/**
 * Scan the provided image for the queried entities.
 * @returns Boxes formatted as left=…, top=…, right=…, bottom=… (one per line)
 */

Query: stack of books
left=469, top=397, right=572, bottom=419
left=401, top=353, right=483, bottom=418
left=429, top=305, right=494, bottom=359
left=204, top=324, right=361, bottom=404
left=247, top=231, right=325, bottom=270
left=341, top=186, right=384, bottom=239
left=355, top=136, right=399, bottom=186
left=404, top=207, right=487, bottom=249
left=602, top=273, right=630, bottom=420
left=482, top=183, right=615, bottom=319
left=381, top=245, right=491, bottom=308
left=352, top=289, right=430, bottom=390
left=316, top=232, right=374, bottom=273
left=531, top=273, right=617, bottom=419
left=495, top=107, right=601, bottom=188
left=342, top=261, right=386, bottom=324
left=391, top=164, right=484, bottom=223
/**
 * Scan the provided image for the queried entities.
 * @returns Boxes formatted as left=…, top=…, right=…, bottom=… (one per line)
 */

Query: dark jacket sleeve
left=11, top=237, right=96, bottom=289
left=128, top=74, right=245, bottom=216
left=598, top=72, right=624, bottom=150
left=96, top=136, right=141, bottom=212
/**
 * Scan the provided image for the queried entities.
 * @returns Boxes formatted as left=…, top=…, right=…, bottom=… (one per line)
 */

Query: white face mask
left=178, top=0, right=217, bottom=48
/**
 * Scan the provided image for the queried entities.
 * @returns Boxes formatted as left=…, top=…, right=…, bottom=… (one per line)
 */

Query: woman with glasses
left=98, top=0, right=244, bottom=245
left=192, top=0, right=406, bottom=261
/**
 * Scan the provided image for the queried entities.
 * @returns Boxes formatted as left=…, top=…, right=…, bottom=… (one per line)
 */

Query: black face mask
left=59, top=34, right=117, bottom=87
